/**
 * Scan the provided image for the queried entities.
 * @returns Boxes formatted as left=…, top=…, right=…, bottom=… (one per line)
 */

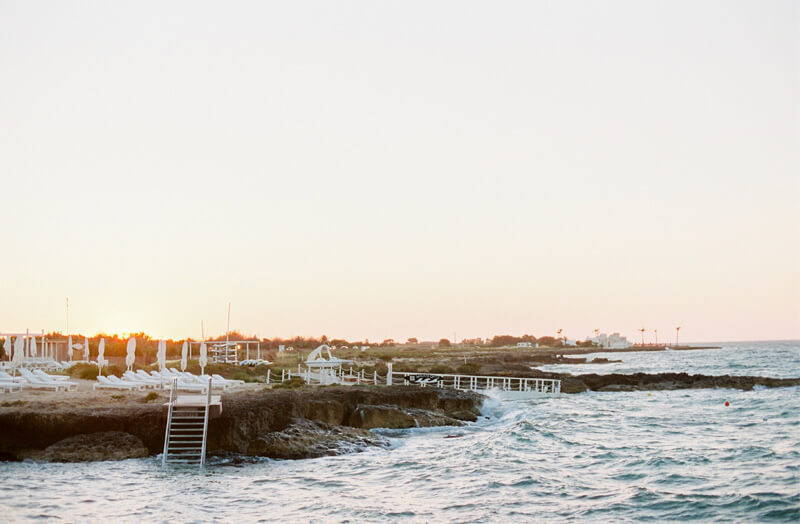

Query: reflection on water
left=1, top=342, right=799, bottom=522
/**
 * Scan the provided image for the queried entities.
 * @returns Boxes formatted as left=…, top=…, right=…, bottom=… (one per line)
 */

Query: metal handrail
left=162, top=377, right=178, bottom=467
left=200, top=377, right=212, bottom=468
left=392, top=372, right=561, bottom=394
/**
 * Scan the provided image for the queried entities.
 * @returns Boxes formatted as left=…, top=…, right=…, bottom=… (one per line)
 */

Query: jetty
left=290, top=345, right=562, bottom=399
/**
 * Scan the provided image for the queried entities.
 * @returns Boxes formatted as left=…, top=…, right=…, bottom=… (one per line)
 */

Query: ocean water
left=1, top=341, right=798, bottom=523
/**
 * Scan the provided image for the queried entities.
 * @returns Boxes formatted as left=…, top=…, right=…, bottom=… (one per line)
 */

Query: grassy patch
left=271, top=376, right=305, bottom=389
left=143, top=391, right=159, bottom=402
left=456, top=362, right=482, bottom=375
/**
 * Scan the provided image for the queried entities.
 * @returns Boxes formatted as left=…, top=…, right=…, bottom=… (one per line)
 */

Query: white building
left=516, top=342, right=532, bottom=348
left=587, top=332, right=632, bottom=349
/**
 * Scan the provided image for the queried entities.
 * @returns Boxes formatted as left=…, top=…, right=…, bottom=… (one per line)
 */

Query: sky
left=1, top=1, right=798, bottom=343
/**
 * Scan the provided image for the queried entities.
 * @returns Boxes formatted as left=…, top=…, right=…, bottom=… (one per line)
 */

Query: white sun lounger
left=106, top=375, right=146, bottom=390
left=19, top=369, right=76, bottom=391
left=0, top=371, right=25, bottom=384
left=93, top=376, right=142, bottom=391
left=212, top=373, right=244, bottom=386
left=123, top=371, right=160, bottom=388
left=155, top=371, right=206, bottom=392
left=33, top=369, right=72, bottom=382
left=0, top=381, right=23, bottom=393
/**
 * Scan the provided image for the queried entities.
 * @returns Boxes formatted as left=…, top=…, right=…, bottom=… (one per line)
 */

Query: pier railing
left=281, top=364, right=560, bottom=396
left=392, top=372, right=561, bottom=395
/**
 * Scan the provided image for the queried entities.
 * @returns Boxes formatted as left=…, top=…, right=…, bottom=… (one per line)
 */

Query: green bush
left=429, top=364, right=454, bottom=374
left=68, top=363, right=99, bottom=380
left=233, top=371, right=259, bottom=383
left=456, top=362, right=481, bottom=375
left=143, top=391, right=159, bottom=402
left=106, top=364, right=124, bottom=378
left=79, top=366, right=99, bottom=380
left=272, top=376, right=305, bottom=389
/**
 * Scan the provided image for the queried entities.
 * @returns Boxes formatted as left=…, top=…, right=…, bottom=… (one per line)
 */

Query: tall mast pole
left=226, top=303, right=231, bottom=361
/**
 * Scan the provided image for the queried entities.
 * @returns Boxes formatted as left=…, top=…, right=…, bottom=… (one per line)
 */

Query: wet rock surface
left=21, top=431, right=148, bottom=462
left=555, top=372, right=800, bottom=393
left=0, top=386, right=482, bottom=462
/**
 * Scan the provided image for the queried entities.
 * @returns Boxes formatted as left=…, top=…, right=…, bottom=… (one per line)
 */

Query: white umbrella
left=12, top=336, right=24, bottom=368
left=3, top=337, right=9, bottom=361
left=157, top=340, right=166, bottom=371
left=180, top=341, right=188, bottom=372
left=199, top=341, right=207, bottom=375
left=67, top=336, right=73, bottom=361
left=126, top=338, right=136, bottom=370
left=97, top=338, right=106, bottom=369
left=29, top=336, right=37, bottom=358
left=83, top=336, right=90, bottom=361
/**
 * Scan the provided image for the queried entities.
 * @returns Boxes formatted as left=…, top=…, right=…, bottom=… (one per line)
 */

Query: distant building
left=516, top=342, right=532, bottom=348
left=587, top=332, right=632, bottom=349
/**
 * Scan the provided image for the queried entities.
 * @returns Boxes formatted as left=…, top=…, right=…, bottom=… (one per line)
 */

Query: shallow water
left=2, top=341, right=799, bottom=523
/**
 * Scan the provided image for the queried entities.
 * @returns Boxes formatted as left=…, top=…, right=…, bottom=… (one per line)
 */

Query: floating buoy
left=647, top=392, right=652, bottom=396
left=724, top=401, right=730, bottom=407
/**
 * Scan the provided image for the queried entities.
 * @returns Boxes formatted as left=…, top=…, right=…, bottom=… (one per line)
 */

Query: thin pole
left=226, top=302, right=231, bottom=361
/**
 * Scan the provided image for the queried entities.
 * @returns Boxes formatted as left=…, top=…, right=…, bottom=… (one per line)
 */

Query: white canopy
left=67, top=336, right=73, bottom=361
left=199, top=341, right=207, bottom=371
left=157, top=340, right=166, bottom=371
left=83, top=336, right=90, bottom=361
left=29, top=336, right=37, bottom=358
left=3, top=337, right=9, bottom=361
left=97, top=338, right=106, bottom=368
left=12, top=336, right=24, bottom=367
left=125, top=338, right=136, bottom=370
left=180, top=341, right=188, bottom=372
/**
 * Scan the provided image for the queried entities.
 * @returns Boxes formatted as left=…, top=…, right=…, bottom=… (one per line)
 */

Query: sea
left=1, top=340, right=798, bottom=523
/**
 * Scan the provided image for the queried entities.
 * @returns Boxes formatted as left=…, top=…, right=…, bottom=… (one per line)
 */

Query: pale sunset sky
left=1, top=1, right=798, bottom=343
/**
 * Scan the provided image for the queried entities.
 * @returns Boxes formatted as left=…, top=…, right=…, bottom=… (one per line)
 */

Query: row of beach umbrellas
left=4, top=336, right=209, bottom=374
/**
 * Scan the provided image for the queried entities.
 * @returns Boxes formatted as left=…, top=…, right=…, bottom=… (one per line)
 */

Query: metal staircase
left=162, top=377, right=212, bottom=468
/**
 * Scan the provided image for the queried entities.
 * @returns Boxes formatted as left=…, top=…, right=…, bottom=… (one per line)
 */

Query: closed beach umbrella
left=83, top=337, right=90, bottom=361
left=199, top=342, right=207, bottom=374
left=126, top=338, right=136, bottom=370
left=97, top=338, right=106, bottom=369
left=29, top=336, right=37, bottom=358
left=3, top=337, right=9, bottom=361
left=158, top=340, right=166, bottom=371
left=180, top=341, right=188, bottom=372
left=67, top=336, right=73, bottom=362
left=12, top=336, right=24, bottom=367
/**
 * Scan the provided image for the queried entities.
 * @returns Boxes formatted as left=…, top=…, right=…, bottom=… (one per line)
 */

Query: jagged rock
left=24, top=431, right=148, bottom=462
left=0, top=386, right=482, bottom=461
left=348, top=405, right=462, bottom=429
left=246, top=420, right=388, bottom=459
left=305, top=400, right=345, bottom=425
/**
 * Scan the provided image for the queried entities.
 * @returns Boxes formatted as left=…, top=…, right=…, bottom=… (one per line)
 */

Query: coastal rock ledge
left=0, top=386, right=482, bottom=462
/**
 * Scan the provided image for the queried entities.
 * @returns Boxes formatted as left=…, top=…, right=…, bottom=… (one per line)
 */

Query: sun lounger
left=33, top=369, right=71, bottom=382
left=105, top=375, right=146, bottom=390
left=93, top=375, right=142, bottom=391
left=0, top=381, right=23, bottom=393
left=0, top=371, right=25, bottom=383
left=19, top=369, right=75, bottom=391
left=122, top=371, right=160, bottom=388
left=212, top=373, right=244, bottom=386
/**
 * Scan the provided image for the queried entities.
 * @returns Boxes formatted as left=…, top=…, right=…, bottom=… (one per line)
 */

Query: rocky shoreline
left=2, top=370, right=798, bottom=463
left=556, top=372, right=800, bottom=393
left=0, top=386, right=482, bottom=462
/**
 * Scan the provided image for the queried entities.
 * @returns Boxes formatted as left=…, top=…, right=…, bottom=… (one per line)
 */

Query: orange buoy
left=724, top=401, right=730, bottom=406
